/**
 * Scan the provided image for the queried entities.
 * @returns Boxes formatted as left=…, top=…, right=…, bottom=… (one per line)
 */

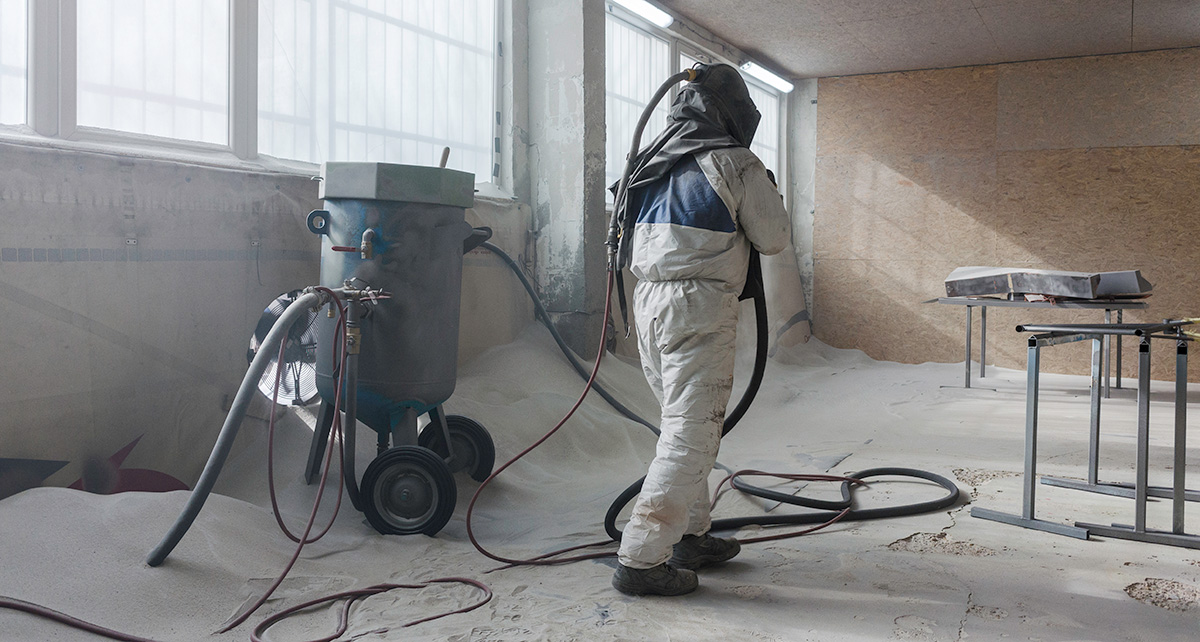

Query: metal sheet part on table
left=944, top=266, right=1151, bottom=300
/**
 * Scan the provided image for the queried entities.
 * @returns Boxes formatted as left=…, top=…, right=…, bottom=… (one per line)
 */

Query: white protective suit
left=617, top=146, right=791, bottom=569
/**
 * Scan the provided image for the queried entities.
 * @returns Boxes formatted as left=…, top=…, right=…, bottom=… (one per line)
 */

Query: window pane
left=77, top=0, right=229, bottom=145
left=745, top=81, right=780, bottom=178
left=259, top=0, right=496, bottom=181
left=258, top=0, right=315, bottom=161
left=680, top=52, right=699, bottom=71
left=0, top=0, right=26, bottom=124
left=605, top=15, right=669, bottom=201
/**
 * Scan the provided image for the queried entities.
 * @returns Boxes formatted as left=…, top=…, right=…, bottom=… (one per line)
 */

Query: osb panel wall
left=814, top=48, right=1200, bottom=382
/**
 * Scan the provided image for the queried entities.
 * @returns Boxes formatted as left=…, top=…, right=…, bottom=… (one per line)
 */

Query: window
left=259, top=0, right=497, bottom=179
left=77, top=0, right=230, bottom=145
left=3, top=0, right=499, bottom=180
left=0, top=0, right=26, bottom=125
left=605, top=13, right=669, bottom=197
left=258, top=0, right=316, bottom=161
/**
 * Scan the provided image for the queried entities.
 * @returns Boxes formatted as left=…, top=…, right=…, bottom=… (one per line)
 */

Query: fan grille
left=248, top=290, right=320, bottom=406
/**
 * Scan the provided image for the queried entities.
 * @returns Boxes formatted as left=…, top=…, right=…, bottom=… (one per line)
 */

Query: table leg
left=965, top=306, right=973, bottom=389
left=1174, top=339, right=1188, bottom=534
left=1023, top=340, right=1041, bottom=520
left=980, top=306, right=987, bottom=379
left=1135, top=337, right=1151, bottom=532
left=1088, top=337, right=1102, bottom=485
left=1116, top=310, right=1124, bottom=389
left=1103, top=309, right=1112, bottom=399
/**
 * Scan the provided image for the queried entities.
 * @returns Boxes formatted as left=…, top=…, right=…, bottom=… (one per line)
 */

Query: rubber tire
left=418, top=415, right=496, bottom=482
left=360, top=446, right=456, bottom=536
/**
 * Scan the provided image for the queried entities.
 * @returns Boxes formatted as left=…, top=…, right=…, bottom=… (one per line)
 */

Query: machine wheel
left=419, top=415, right=496, bottom=482
left=360, top=446, right=457, bottom=536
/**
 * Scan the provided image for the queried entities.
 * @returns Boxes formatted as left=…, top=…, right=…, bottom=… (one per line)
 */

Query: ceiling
left=659, top=0, right=1200, bottom=80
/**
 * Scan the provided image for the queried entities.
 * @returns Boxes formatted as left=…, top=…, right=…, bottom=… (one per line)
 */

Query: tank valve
left=361, top=229, right=376, bottom=260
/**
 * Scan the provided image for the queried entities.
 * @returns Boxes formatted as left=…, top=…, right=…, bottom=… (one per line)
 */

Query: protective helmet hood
left=615, top=63, right=761, bottom=194
left=677, top=63, right=761, bottom=148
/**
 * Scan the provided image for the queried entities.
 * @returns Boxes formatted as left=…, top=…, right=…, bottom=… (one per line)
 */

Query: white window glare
left=745, top=81, right=780, bottom=178
left=0, top=0, right=27, bottom=125
left=76, top=0, right=230, bottom=145
left=259, top=0, right=496, bottom=181
left=605, top=14, right=669, bottom=200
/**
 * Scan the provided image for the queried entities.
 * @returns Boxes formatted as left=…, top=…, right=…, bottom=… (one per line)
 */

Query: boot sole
left=668, top=551, right=738, bottom=570
left=611, top=578, right=698, bottom=596
left=611, top=570, right=699, bottom=596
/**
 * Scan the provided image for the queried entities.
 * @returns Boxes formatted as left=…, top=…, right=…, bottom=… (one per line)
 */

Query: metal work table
left=934, top=297, right=1148, bottom=392
left=971, top=320, right=1197, bottom=549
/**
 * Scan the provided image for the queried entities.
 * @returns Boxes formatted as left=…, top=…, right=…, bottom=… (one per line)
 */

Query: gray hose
left=146, top=290, right=325, bottom=567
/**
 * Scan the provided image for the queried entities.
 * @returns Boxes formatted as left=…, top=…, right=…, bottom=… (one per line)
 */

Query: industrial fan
left=247, top=290, right=320, bottom=405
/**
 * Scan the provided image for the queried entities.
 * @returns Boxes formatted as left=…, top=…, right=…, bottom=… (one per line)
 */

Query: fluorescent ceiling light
left=740, top=61, right=794, bottom=93
left=611, top=0, right=674, bottom=28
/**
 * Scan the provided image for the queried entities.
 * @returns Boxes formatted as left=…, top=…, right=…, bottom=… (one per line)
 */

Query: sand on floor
left=2, top=320, right=1199, bottom=641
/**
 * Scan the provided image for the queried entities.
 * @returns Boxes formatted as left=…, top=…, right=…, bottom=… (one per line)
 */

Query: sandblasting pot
left=308, top=162, right=474, bottom=434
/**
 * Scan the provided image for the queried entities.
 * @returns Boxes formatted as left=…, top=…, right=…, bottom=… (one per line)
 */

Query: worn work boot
left=669, top=533, right=741, bottom=570
left=611, top=562, right=699, bottom=596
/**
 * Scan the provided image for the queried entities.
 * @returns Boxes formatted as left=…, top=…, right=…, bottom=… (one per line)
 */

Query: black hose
left=710, top=467, right=961, bottom=532
left=480, top=241, right=659, bottom=436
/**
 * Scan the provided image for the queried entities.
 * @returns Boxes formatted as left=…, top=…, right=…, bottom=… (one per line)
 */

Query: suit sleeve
left=736, top=156, right=791, bottom=256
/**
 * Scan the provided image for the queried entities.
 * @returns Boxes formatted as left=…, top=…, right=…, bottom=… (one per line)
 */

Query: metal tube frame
left=965, top=305, right=972, bottom=388
left=970, top=333, right=1091, bottom=540
left=982, top=321, right=1200, bottom=549
left=942, top=300, right=1146, bottom=390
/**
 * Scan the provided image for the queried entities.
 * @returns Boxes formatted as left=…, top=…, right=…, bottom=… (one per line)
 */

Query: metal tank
left=308, top=162, right=474, bottom=428
left=305, top=161, right=495, bottom=536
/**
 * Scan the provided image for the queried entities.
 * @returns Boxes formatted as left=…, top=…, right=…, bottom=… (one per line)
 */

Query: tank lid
left=319, top=162, right=475, bottom=208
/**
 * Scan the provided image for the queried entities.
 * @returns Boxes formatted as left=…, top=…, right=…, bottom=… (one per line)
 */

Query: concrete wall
left=812, top=48, right=1200, bottom=381
left=0, top=141, right=532, bottom=496
left=525, top=0, right=609, bottom=359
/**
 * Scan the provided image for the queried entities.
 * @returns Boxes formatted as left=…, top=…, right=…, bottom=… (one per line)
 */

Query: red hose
left=464, top=271, right=619, bottom=567
left=250, top=578, right=493, bottom=642
left=217, top=289, right=351, bottom=633
left=0, top=597, right=161, bottom=642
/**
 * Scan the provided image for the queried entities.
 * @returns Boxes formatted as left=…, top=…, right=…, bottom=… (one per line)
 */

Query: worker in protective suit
left=612, top=63, right=791, bottom=596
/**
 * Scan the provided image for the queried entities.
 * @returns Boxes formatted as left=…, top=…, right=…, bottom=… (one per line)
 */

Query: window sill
left=0, top=124, right=515, bottom=198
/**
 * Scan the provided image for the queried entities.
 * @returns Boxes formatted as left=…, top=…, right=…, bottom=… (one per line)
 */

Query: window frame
left=4, top=0, right=504, bottom=184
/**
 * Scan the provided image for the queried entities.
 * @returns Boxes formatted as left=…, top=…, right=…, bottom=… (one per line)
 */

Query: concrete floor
left=1, top=327, right=1198, bottom=641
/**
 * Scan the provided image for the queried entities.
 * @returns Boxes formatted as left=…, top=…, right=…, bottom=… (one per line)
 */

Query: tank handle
left=307, top=210, right=331, bottom=235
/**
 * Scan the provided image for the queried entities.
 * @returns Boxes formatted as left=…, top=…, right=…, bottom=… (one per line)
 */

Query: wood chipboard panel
left=998, top=48, right=1200, bottom=151
left=815, top=49, right=1200, bottom=382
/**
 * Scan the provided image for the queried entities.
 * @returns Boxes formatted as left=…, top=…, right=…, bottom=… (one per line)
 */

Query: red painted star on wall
left=67, top=436, right=189, bottom=495
left=0, top=435, right=188, bottom=501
